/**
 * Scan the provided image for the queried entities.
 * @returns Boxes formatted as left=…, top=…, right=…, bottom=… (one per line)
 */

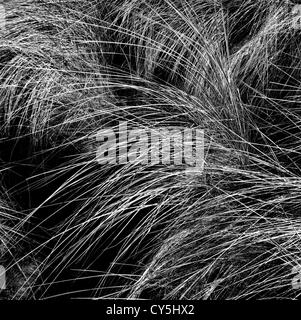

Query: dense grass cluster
left=0, top=0, right=301, bottom=299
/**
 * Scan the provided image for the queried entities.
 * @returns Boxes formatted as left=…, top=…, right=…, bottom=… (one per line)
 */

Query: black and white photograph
left=0, top=0, right=301, bottom=313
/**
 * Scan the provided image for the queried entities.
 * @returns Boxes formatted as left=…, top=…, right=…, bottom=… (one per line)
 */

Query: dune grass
left=0, top=0, right=301, bottom=299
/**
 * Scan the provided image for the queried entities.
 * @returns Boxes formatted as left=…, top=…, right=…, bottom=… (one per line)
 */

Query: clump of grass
left=0, top=0, right=301, bottom=299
